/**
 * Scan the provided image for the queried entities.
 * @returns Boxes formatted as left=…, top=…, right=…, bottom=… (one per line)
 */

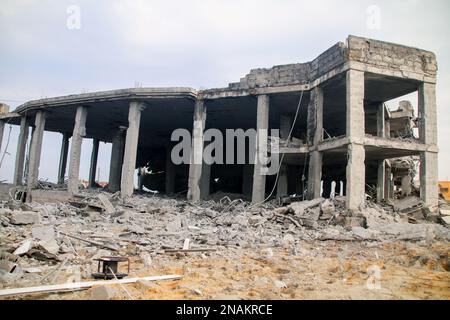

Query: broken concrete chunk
left=139, top=251, right=152, bottom=267
left=0, top=260, right=19, bottom=273
left=10, top=211, right=41, bottom=225
left=273, top=280, right=287, bottom=289
left=440, top=209, right=450, bottom=217
left=391, top=196, right=423, bottom=212
left=182, top=238, right=190, bottom=250
left=442, top=216, right=450, bottom=225
left=98, top=194, right=115, bottom=214
left=320, top=199, right=335, bottom=216
left=166, top=216, right=182, bottom=232
left=289, top=198, right=324, bottom=215
left=248, top=215, right=264, bottom=226
left=39, top=238, right=60, bottom=255
left=281, top=234, right=295, bottom=248
left=91, top=285, right=116, bottom=300
left=32, top=225, right=55, bottom=241
left=13, top=239, right=33, bottom=256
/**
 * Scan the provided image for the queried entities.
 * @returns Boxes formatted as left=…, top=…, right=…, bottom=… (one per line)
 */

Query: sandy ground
left=10, top=240, right=449, bottom=300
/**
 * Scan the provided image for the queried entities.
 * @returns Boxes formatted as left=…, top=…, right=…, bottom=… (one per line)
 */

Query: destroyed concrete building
left=0, top=35, right=439, bottom=211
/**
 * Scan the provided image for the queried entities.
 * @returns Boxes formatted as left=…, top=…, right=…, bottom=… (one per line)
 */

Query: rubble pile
left=0, top=190, right=449, bottom=291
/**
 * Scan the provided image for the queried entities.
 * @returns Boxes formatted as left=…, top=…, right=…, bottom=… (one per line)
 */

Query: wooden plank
left=164, top=248, right=216, bottom=253
left=0, top=274, right=182, bottom=297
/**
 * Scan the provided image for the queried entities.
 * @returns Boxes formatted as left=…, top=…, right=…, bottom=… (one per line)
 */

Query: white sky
left=0, top=0, right=449, bottom=183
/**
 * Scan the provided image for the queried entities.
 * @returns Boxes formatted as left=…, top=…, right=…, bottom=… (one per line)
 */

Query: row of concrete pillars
left=10, top=102, right=144, bottom=202
left=2, top=70, right=438, bottom=209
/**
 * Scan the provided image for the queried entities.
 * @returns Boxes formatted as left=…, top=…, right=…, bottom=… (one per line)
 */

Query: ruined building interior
left=0, top=35, right=439, bottom=211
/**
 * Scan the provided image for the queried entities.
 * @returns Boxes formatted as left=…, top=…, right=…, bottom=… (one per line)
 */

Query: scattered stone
left=183, top=238, right=190, bottom=250
left=320, top=199, right=335, bottom=216
left=91, top=285, right=116, bottom=300
left=248, top=215, right=264, bottom=226
left=139, top=251, right=153, bottom=267
left=13, top=239, right=33, bottom=256
left=282, top=234, right=295, bottom=248
left=0, top=260, right=18, bottom=273
left=290, top=198, right=324, bottom=215
left=39, top=237, right=60, bottom=255
left=98, top=194, right=116, bottom=214
left=166, top=216, right=182, bottom=232
left=137, top=279, right=160, bottom=289
left=273, top=280, right=287, bottom=289
left=10, top=211, right=41, bottom=225
left=32, top=225, right=55, bottom=241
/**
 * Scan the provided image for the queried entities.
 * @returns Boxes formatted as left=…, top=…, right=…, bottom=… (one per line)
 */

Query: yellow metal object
left=438, top=181, right=450, bottom=201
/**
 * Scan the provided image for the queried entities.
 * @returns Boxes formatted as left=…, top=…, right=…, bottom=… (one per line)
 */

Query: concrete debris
left=273, top=280, right=287, bottom=289
left=97, top=194, right=116, bottom=215
left=0, top=189, right=448, bottom=297
left=91, top=285, right=117, bottom=300
left=10, top=211, right=41, bottom=225
left=32, top=226, right=55, bottom=241
left=13, top=239, right=33, bottom=256
left=390, top=196, right=423, bottom=213
left=281, top=234, right=295, bottom=248
left=442, top=216, right=450, bottom=225
left=440, top=209, right=450, bottom=217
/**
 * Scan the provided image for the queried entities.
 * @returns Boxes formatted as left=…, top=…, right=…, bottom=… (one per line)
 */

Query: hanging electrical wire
left=246, top=88, right=306, bottom=210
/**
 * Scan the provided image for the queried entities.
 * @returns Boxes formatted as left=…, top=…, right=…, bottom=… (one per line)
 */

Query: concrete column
left=13, top=117, right=29, bottom=185
left=26, top=111, right=46, bottom=198
left=418, top=83, right=437, bottom=145
left=376, top=160, right=385, bottom=203
left=277, top=114, right=293, bottom=198
left=307, top=87, right=324, bottom=146
left=418, top=82, right=438, bottom=208
left=252, top=95, right=269, bottom=204
left=57, top=133, right=70, bottom=185
left=306, top=87, right=324, bottom=200
left=165, top=147, right=176, bottom=195
left=68, top=106, right=88, bottom=195
left=377, top=103, right=385, bottom=138
left=109, top=128, right=126, bottom=192
left=420, top=151, right=438, bottom=207
left=345, top=70, right=365, bottom=211
left=187, top=99, right=206, bottom=202
left=384, top=162, right=392, bottom=200
left=307, top=151, right=322, bottom=199
left=0, top=120, right=4, bottom=157
left=88, top=138, right=99, bottom=187
left=121, top=101, right=144, bottom=198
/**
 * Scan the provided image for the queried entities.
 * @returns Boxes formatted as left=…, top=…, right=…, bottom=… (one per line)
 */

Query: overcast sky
left=0, top=0, right=449, bottom=184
